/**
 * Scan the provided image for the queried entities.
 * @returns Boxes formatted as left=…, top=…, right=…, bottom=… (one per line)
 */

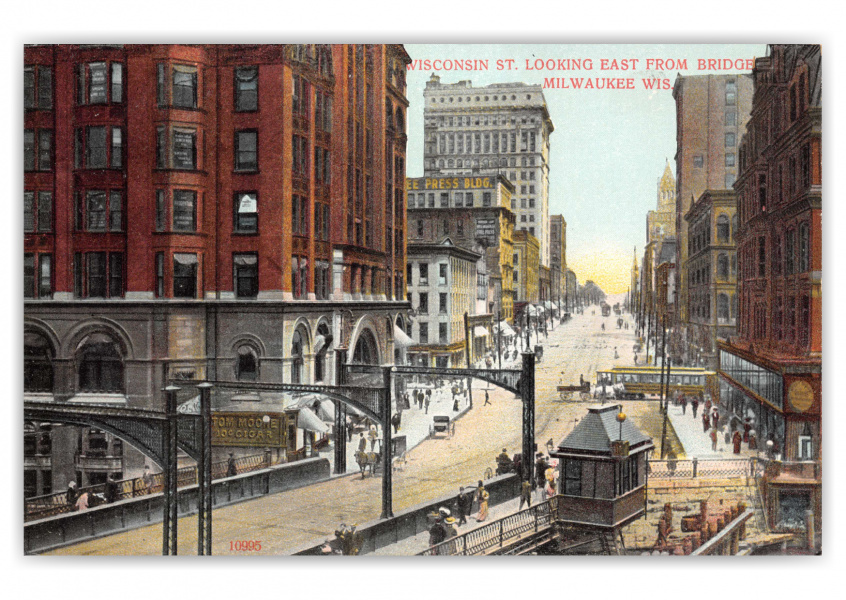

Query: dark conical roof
left=556, top=404, right=652, bottom=456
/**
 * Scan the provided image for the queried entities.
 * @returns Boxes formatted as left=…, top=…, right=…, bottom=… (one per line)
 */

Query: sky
left=404, top=44, right=767, bottom=294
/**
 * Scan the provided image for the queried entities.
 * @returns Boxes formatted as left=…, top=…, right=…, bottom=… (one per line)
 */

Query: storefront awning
left=297, top=407, right=330, bottom=433
left=394, top=324, right=415, bottom=348
left=496, top=321, right=517, bottom=337
left=473, top=326, right=489, bottom=338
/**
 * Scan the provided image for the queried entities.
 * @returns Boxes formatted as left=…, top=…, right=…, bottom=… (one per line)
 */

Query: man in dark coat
left=358, top=433, right=367, bottom=453
left=65, top=481, right=77, bottom=506
left=535, top=453, right=548, bottom=497
left=227, top=453, right=237, bottom=477
left=104, top=474, right=119, bottom=504
left=732, top=431, right=743, bottom=454
left=702, top=410, right=710, bottom=432
left=692, top=397, right=699, bottom=419
left=456, top=487, right=471, bottom=525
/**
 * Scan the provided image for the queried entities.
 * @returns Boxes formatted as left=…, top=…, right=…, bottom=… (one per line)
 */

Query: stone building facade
left=421, top=76, right=553, bottom=267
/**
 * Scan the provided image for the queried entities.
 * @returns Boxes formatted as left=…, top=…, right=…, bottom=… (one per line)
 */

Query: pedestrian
left=681, top=395, right=687, bottom=415
left=445, top=516, right=459, bottom=540
left=391, top=412, right=400, bottom=434
left=227, top=453, right=237, bottom=477
left=704, top=397, right=712, bottom=414
left=710, top=427, right=718, bottom=451
left=711, top=409, right=719, bottom=431
left=702, top=411, right=710, bottom=432
left=748, top=430, right=758, bottom=451
left=634, top=353, right=638, bottom=365
left=424, top=394, right=431, bottom=414
left=428, top=515, right=447, bottom=549
left=484, top=389, right=491, bottom=406
left=346, top=417, right=354, bottom=443
left=667, top=449, right=678, bottom=477
left=66, top=481, right=77, bottom=506
left=104, top=474, right=119, bottom=504
left=743, top=418, right=751, bottom=443
left=141, top=465, right=154, bottom=494
left=75, top=491, right=90, bottom=512
left=732, top=430, right=743, bottom=454
left=544, top=478, right=556, bottom=500
left=518, top=479, right=532, bottom=510
left=535, top=453, right=548, bottom=500
left=475, top=484, right=489, bottom=522
left=358, top=432, right=367, bottom=453
left=456, top=487, right=471, bottom=525
left=692, top=397, right=699, bottom=419
left=368, top=425, right=378, bottom=451
left=724, top=426, right=732, bottom=445
left=452, top=397, right=459, bottom=412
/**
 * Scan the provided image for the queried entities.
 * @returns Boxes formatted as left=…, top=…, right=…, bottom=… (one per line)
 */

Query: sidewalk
left=664, top=402, right=757, bottom=460
left=316, top=376, right=479, bottom=474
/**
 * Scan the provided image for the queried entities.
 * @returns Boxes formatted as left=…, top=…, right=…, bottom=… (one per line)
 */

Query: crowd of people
left=675, top=393, right=764, bottom=456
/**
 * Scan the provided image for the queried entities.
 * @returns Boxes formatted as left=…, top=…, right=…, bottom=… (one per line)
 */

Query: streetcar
left=594, top=366, right=719, bottom=400
left=601, top=303, right=611, bottom=317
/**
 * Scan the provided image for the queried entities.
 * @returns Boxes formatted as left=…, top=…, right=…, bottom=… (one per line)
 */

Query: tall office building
left=422, top=76, right=554, bottom=266
left=672, top=73, right=753, bottom=362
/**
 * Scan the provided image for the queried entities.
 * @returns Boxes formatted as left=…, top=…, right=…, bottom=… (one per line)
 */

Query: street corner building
left=24, top=44, right=413, bottom=497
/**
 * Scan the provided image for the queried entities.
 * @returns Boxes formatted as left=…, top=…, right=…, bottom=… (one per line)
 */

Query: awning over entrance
left=473, top=326, right=489, bottom=338
left=394, top=324, right=415, bottom=348
left=496, top=321, right=517, bottom=337
left=297, top=407, right=330, bottom=433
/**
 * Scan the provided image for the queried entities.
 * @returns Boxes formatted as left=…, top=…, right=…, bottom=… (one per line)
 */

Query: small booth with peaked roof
left=550, top=404, right=654, bottom=531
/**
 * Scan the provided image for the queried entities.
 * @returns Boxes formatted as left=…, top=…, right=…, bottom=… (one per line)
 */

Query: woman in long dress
left=476, top=485, right=490, bottom=522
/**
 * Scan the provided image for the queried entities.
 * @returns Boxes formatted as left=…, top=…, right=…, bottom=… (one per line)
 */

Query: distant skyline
left=405, top=44, right=767, bottom=294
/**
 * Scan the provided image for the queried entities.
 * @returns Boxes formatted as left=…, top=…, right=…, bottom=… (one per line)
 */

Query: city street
left=46, top=308, right=678, bottom=556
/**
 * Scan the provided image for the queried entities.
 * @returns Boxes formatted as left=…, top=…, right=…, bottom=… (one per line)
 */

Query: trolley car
left=594, top=366, right=719, bottom=400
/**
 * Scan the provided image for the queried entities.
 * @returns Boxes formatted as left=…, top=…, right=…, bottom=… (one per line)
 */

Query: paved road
left=47, top=309, right=674, bottom=556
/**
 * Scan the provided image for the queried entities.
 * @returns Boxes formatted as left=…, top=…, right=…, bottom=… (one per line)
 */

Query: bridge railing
left=24, top=452, right=279, bottom=522
left=419, top=497, right=558, bottom=556
left=647, top=458, right=763, bottom=480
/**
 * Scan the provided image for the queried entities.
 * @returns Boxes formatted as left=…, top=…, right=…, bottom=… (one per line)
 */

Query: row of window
left=742, top=293, right=812, bottom=348
left=739, top=224, right=811, bottom=281
left=26, top=60, right=338, bottom=120
left=25, top=250, right=339, bottom=300
left=738, top=145, right=813, bottom=221
left=431, top=93, right=535, bottom=104
left=408, top=262, right=449, bottom=287
left=410, top=292, right=449, bottom=315
left=434, top=131, right=537, bottom=155
left=412, top=321, right=450, bottom=345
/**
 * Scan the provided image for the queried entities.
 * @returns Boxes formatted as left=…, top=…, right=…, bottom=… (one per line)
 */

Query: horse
left=354, top=451, right=379, bottom=478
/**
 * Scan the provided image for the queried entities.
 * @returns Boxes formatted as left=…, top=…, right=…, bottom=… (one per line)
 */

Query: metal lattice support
left=380, top=366, right=393, bottom=519
left=521, top=352, right=536, bottom=488
left=333, top=348, right=349, bottom=475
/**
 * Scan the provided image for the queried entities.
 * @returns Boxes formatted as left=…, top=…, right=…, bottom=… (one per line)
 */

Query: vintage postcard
left=22, top=42, right=821, bottom=559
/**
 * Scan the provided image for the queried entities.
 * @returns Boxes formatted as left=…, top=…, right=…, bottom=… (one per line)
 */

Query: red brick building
left=24, top=44, right=410, bottom=495
left=718, top=45, right=821, bottom=536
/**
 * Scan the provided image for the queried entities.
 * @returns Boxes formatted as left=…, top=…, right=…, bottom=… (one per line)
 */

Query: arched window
left=717, top=215, right=730, bottom=243
left=291, top=328, right=306, bottom=384
left=352, top=329, right=378, bottom=365
left=718, top=294, right=730, bottom=323
left=236, top=345, right=258, bottom=381
left=24, top=332, right=53, bottom=393
left=314, top=323, right=331, bottom=383
left=717, top=253, right=729, bottom=280
left=77, top=332, right=124, bottom=393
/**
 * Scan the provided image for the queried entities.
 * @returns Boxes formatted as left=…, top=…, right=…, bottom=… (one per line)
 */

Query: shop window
left=234, top=66, right=258, bottom=111
left=77, top=333, right=124, bottom=393
left=233, top=253, right=258, bottom=298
